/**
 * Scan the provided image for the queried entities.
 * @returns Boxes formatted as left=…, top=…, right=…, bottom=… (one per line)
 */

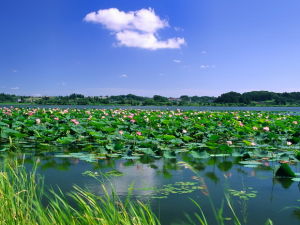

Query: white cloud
left=84, top=8, right=185, bottom=50
left=200, top=64, right=216, bottom=70
left=174, top=26, right=184, bottom=32
left=12, top=69, right=18, bottom=73
left=173, top=59, right=181, bottom=63
left=120, top=74, right=128, bottom=78
left=11, top=87, right=20, bottom=90
left=201, top=50, right=207, bottom=54
left=116, top=30, right=184, bottom=50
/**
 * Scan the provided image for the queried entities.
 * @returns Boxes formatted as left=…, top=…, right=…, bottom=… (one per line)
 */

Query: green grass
left=0, top=160, right=160, bottom=225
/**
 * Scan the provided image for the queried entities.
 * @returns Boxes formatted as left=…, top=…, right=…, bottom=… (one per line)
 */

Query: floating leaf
left=275, top=164, right=296, bottom=177
left=190, top=151, right=210, bottom=159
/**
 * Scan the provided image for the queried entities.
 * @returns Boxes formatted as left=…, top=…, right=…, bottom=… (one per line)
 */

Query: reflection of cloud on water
left=85, top=160, right=164, bottom=198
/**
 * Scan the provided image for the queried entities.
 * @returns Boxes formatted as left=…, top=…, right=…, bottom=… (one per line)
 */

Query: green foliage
left=3, top=90, right=300, bottom=105
left=228, top=187, right=257, bottom=200
left=275, top=163, right=296, bottom=177
left=214, top=90, right=300, bottom=105
left=2, top=108, right=300, bottom=162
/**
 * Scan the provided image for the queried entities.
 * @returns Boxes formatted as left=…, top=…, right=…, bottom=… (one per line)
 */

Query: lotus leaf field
left=1, top=107, right=300, bottom=161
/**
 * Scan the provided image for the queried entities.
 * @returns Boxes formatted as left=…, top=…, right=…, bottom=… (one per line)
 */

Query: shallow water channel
left=2, top=151, right=300, bottom=225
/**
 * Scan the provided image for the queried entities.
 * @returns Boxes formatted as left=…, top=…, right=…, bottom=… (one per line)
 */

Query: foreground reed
left=0, top=160, right=160, bottom=225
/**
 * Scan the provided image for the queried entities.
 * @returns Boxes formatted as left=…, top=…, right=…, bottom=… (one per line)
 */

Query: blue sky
left=1, top=0, right=300, bottom=97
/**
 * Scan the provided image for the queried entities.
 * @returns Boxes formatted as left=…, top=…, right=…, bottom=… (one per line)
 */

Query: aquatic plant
left=1, top=108, right=300, bottom=160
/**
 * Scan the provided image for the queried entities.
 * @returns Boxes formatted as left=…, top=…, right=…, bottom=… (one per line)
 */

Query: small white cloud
left=201, top=50, right=207, bottom=54
left=174, top=27, right=184, bottom=32
left=173, top=59, right=181, bottom=63
left=12, top=69, right=18, bottom=73
left=11, top=87, right=20, bottom=90
left=84, top=8, right=185, bottom=50
left=200, top=64, right=216, bottom=70
left=120, top=74, right=128, bottom=78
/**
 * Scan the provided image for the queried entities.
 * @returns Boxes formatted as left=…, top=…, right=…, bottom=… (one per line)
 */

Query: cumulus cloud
left=84, top=8, right=185, bottom=50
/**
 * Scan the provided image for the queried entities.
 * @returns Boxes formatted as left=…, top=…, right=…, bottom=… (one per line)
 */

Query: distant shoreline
left=2, top=91, right=300, bottom=107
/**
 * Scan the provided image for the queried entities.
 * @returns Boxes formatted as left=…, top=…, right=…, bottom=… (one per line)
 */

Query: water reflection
left=1, top=152, right=300, bottom=225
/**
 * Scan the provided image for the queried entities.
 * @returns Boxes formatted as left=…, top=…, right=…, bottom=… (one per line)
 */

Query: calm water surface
left=2, top=104, right=300, bottom=112
left=2, top=152, right=300, bottom=225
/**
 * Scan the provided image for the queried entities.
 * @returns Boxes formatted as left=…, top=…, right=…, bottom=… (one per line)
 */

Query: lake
left=2, top=151, right=300, bottom=225
left=1, top=106, right=300, bottom=224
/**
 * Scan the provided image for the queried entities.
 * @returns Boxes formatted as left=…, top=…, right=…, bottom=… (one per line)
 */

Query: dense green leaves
left=1, top=107, right=300, bottom=160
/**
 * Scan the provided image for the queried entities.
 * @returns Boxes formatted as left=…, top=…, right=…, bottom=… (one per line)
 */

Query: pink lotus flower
left=36, top=118, right=41, bottom=124
left=182, top=129, right=187, bottom=133
left=136, top=131, right=142, bottom=136
left=252, top=126, right=258, bottom=130
left=119, top=130, right=124, bottom=135
left=263, top=127, right=270, bottom=132
left=293, top=121, right=298, bottom=125
left=226, top=141, right=232, bottom=145
left=54, top=117, right=59, bottom=121
left=250, top=142, right=256, bottom=146
left=287, top=141, right=292, bottom=146
left=70, top=119, right=79, bottom=125
left=239, top=122, right=244, bottom=126
left=130, top=119, right=136, bottom=123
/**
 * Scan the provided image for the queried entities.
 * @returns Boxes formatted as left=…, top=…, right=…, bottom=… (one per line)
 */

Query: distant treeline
left=214, top=91, right=300, bottom=105
left=1, top=91, right=300, bottom=106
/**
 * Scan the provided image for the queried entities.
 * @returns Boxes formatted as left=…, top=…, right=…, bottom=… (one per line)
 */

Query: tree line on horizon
left=1, top=91, right=300, bottom=106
